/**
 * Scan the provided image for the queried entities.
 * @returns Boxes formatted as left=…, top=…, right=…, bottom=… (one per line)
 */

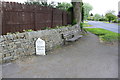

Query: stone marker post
left=36, top=38, right=46, bottom=55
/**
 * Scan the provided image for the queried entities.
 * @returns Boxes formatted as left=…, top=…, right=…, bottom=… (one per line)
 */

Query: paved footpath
left=2, top=33, right=118, bottom=78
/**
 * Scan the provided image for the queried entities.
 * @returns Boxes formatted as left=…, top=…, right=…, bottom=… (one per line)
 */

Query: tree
left=83, top=3, right=93, bottom=20
left=87, top=13, right=94, bottom=21
left=99, top=15, right=106, bottom=21
left=56, top=2, right=72, bottom=11
left=105, top=11, right=117, bottom=23
left=94, top=14, right=101, bottom=21
left=90, top=13, right=93, bottom=16
left=106, top=10, right=115, bottom=15
left=25, top=0, right=56, bottom=7
left=81, top=2, right=84, bottom=22
left=71, top=0, right=83, bottom=25
left=25, top=0, right=48, bottom=6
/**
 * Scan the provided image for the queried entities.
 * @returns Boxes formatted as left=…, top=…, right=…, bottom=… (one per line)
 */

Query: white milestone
left=36, top=38, right=46, bottom=55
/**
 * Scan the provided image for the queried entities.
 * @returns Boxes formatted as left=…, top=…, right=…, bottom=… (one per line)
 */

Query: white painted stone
left=36, top=38, right=46, bottom=55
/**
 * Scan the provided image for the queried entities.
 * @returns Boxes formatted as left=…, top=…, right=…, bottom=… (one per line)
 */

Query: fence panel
left=35, top=5, right=52, bottom=30
left=0, top=2, right=2, bottom=35
left=62, top=11, right=67, bottom=26
left=52, top=8, right=63, bottom=27
left=1, top=2, right=72, bottom=35
left=67, top=12, right=72, bottom=24
left=2, top=2, right=35, bottom=34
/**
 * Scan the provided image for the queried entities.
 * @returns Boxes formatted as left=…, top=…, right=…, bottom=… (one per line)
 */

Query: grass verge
left=84, top=28, right=120, bottom=42
left=101, top=21, right=110, bottom=23
left=80, top=22, right=92, bottom=28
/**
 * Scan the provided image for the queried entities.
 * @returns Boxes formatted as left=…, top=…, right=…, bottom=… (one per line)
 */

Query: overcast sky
left=1, top=0, right=119, bottom=15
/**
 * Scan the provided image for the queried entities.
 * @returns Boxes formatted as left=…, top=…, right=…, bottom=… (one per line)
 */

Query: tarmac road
left=88, top=21, right=119, bottom=33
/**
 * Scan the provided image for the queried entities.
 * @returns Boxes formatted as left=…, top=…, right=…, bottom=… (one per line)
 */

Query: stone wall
left=0, top=24, right=82, bottom=63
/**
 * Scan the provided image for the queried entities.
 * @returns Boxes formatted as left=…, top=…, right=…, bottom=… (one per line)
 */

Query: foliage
left=41, top=25, right=72, bottom=30
left=88, top=13, right=107, bottom=21
left=118, top=20, right=120, bottom=23
left=90, top=13, right=93, bottom=16
left=105, top=10, right=117, bottom=23
left=93, top=14, right=102, bottom=21
left=56, top=2, right=72, bottom=11
left=25, top=0, right=56, bottom=8
left=55, top=25, right=72, bottom=29
left=6, top=29, right=34, bottom=34
left=83, top=3, right=93, bottom=20
left=72, top=19, right=77, bottom=25
left=99, top=18, right=107, bottom=21
left=106, top=10, right=115, bottom=14
left=23, top=29, right=34, bottom=32
left=25, top=1, right=72, bottom=10
left=67, top=6, right=73, bottom=12
left=48, top=2, right=56, bottom=8
left=112, top=19, right=118, bottom=23
left=85, top=28, right=120, bottom=42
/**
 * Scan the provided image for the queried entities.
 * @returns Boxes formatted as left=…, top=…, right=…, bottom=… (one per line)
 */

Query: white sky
left=1, top=0, right=119, bottom=15
left=83, top=0, right=119, bottom=15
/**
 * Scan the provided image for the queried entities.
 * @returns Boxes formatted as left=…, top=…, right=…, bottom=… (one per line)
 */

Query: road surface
left=87, top=21, right=119, bottom=33
left=2, top=33, right=118, bottom=78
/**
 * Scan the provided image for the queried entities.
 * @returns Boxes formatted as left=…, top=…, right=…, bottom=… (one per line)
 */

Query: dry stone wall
left=0, top=25, right=82, bottom=63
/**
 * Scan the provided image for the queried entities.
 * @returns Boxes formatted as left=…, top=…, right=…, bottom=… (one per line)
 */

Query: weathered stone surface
left=3, top=56, right=13, bottom=62
left=0, top=25, right=81, bottom=63
left=0, top=53, right=2, bottom=59
left=0, top=36, right=4, bottom=42
left=0, top=59, right=2, bottom=64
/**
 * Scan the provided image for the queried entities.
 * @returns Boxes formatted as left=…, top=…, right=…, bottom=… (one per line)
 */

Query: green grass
left=85, top=28, right=120, bottom=42
left=81, top=22, right=92, bottom=28
left=84, top=21, right=88, bottom=23
left=100, top=21, right=110, bottom=23
left=104, top=22, right=110, bottom=23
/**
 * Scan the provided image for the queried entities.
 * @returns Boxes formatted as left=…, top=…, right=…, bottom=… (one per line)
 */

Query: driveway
left=87, top=21, right=119, bottom=33
left=2, top=33, right=118, bottom=78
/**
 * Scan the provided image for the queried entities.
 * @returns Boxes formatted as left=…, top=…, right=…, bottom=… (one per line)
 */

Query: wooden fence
left=0, top=2, right=72, bottom=35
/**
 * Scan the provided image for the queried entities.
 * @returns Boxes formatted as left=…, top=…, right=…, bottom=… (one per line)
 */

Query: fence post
left=33, top=5, right=36, bottom=31
left=51, top=8, right=53, bottom=28
left=0, top=2, right=2, bottom=35
left=62, top=11, right=64, bottom=26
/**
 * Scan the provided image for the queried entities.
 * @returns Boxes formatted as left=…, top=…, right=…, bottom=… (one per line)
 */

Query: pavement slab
left=2, top=33, right=118, bottom=78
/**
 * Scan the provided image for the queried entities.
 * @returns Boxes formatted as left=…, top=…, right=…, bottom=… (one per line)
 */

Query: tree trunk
left=71, top=0, right=82, bottom=25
